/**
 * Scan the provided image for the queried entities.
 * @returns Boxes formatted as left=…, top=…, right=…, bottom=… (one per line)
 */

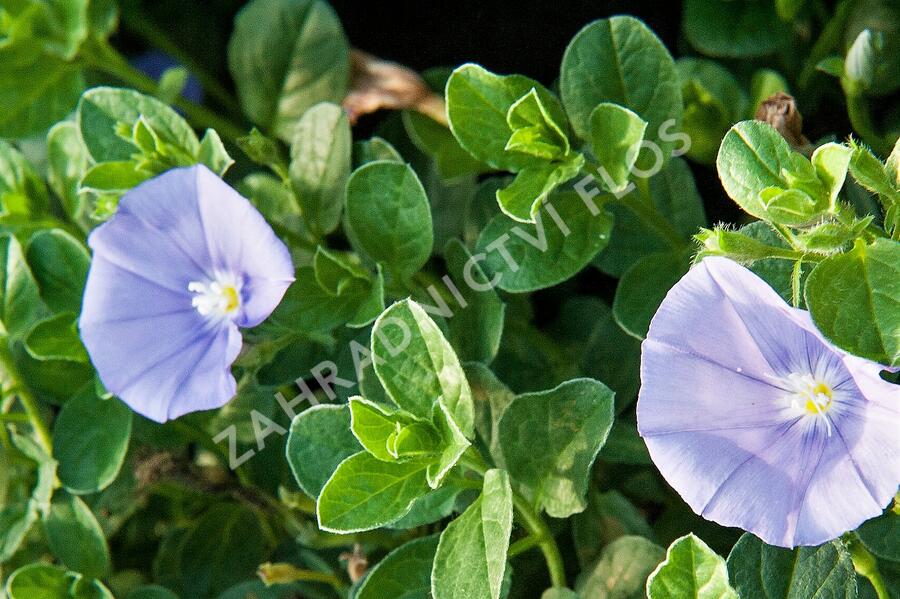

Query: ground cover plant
left=0, top=0, right=898, bottom=598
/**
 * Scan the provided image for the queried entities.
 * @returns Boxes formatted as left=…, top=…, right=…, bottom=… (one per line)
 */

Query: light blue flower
left=80, top=165, right=294, bottom=422
left=638, top=257, right=900, bottom=548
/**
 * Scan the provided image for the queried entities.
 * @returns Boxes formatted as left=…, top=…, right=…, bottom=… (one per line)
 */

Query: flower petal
left=193, top=165, right=294, bottom=327
left=117, top=323, right=241, bottom=422
left=638, top=338, right=791, bottom=436
left=88, top=166, right=214, bottom=291
left=638, top=256, right=900, bottom=548
left=646, top=256, right=819, bottom=378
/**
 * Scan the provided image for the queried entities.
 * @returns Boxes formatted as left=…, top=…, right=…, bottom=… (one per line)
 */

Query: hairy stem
left=461, top=450, right=567, bottom=588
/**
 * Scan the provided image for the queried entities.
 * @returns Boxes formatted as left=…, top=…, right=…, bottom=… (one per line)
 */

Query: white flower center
left=783, top=372, right=834, bottom=436
left=188, top=272, right=242, bottom=320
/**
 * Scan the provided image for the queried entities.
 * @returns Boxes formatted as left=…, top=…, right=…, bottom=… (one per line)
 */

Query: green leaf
left=0, top=140, right=49, bottom=217
left=77, top=87, right=199, bottom=163
left=446, top=63, right=566, bottom=173
left=403, top=110, right=487, bottom=179
left=236, top=127, right=288, bottom=172
left=750, top=69, right=790, bottom=114
left=353, top=136, right=404, bottom=167
left=600, top=419, right=651, bottom=465
left=178, top=503, right=268, bottom=599
left=389, top=481, right=469, bottom=530
left=573, top=489, right=655, bottom=568
left=316, top=451, right=431, bottom=533
left=0, top=55, right=84, bottom=140
left=68, top=577, right=115, bottom=599
left=264, top=266, right=383, bottom=334
left=612, top=251, right=690, bottom=339
left=498, top=378, right=615, bottom=518
left=805, top=238, right=900, bottom=365
left=42, top=492, right=110, bottom=579
left=124, top=586, right=180, bottom=599
left=589, top=103, right=648, bottom=192
left=349, top=396, right=438, bottom=462
left=552, top=297, right=641, bottom=408
left=313, top=247, right=369, bottom=295
left=717, top=121, right=833, bottom=225
left=495, top=157, right=585, bottom=223
left=848, top=140, right=899, bottom=205
left=5, top=563, right=70, bottom=599
left=542, top=590, right=579, bottom=599
left=683, top=0, right=791, bottom=58
left=52, top=390, right=132, bottom=495
left=431, top=469, right=513, bottom=599
left=198, top=129, right=234, bottom=176
left=26, top=229, right=89, bottom=314
left=0, top=503, right=37, bottom=563
left=796, top=217, right=873, bottom=254
left=345, top=161, right=434, bottom=280
left=476, top=191, right=613, bottom=292
left=22, top=0, right=90, bottom=59
left=505, top=88, right=570, bottom=160
left=857, top=510, right=900, bottom=562
left=444, top=239, right=505, bottom=364
left=78, top=160, right=152, bottom=194
left=227, top=0, right=349, bottom=141
left=465, top=362, right=514, bottom=467
left=647, top=534, right=738, bottom=599
left=46, top=122, right=92, bottom=224
left=286, top=404, right=361, bottom=498
left=578, top=536, right=666, bottom=599
left=289, top=102, right=351, bottom=236
left=372, top=299, right=474, bottom=437
left=677, top=58, right=748, bottom=164
left=726, top=534, right=857, bottom=599
left=560, top=16, right=681, bottom=170
left=23, top=312, right=87, bottom=362
left=0, top=234, right=45, bottom=340
left=426, top=398, right=470, bottom=488
left=811, top=142, right=852, bottom=208
left=356, top=535, right=439, bottom=599
left=237, top=173, right=304, bottom=241
left=10, top=432, right=57, bottom=516
left=156, top=66, right=189, bottom=105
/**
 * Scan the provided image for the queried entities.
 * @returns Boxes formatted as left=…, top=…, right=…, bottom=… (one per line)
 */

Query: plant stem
left=0, top=346, right=52, bottom=455
left=848, top=535, right=889, bottom=599
left=582, top=161, right=686, bottom=250
left=508, top=534, right=542, bottom=558
left=82, top=38, right=248, bottom=143
left=843, top=85, right=891, bottom=156
left=798, top=0, right=858, bottom=88
left=511, top=493, right=567, bottom=587
left=461, top=450, right=568, bottom=588
left=119, top=9, right=244, bottom=118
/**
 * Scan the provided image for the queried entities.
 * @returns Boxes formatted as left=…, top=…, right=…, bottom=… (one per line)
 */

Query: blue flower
left=638, top=257, right=900, bottom=548
left=80, top=165, right=294, bottom=422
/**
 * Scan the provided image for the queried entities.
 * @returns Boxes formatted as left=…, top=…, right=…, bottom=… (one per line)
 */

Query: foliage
left=0, top=1, right=897, bottom=598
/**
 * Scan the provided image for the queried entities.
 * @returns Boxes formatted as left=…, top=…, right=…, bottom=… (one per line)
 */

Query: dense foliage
left=0, top=1, right=898, bottom=598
